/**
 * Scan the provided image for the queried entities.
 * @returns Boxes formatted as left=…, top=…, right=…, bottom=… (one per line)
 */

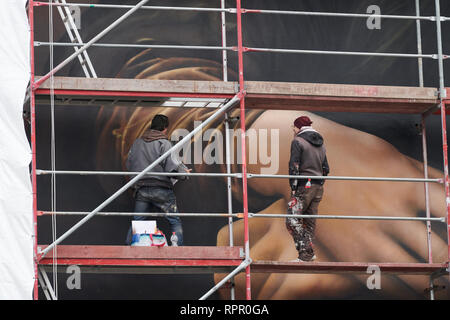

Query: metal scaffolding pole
left=244, top=46, right=440, bottom=59
left=35, top=41, right=444, bottom=60
left=39, top=211, right=241, bottom=218
left=236, top=0, right=251, bottom=300
left=54, top=0, right=97, bottom=78
left=34, top=0, right=152, bottom=89
left=416, top=0, right=433, bottom=270
left=434, top=0, right=450, bottom=275
left=421, top=115, right=434, bottom=264
left=221, top=0, right=236, bottom=301
left=250, top=213, right=445, bottom=222
left=241, top=7, right=447, bottom=21
left=35, top=1, right=450, bottom=21
left=35, top=2, right=233, bottom=13
left=35, top=169, right=442, bottom=183
left=36, top=169, right=242, bottom=178
left=199, top=259, right=251, bottom=300
left=38, top=210, right=445, bottom=223
left=247, top=173, right=442, bottom=183
left=28, top=0, right=40, bottom=301
left=416, top=0, right=425, bottom=87
left=38, top=267, right=57, bottom=300
left=38, top=94, right=241, bottom=258
left=35, top=41, right=233, bottom=52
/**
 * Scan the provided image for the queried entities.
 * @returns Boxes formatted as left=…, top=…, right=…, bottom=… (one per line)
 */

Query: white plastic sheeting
left=0, top=0, right=33, bottom=299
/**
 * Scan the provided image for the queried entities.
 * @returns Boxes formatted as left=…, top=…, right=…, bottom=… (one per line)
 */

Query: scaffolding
left=28, top=0, right=450, bottom=300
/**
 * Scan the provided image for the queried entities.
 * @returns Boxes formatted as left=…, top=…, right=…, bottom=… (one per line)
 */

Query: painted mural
left=33, top=0, right=450, bottom=299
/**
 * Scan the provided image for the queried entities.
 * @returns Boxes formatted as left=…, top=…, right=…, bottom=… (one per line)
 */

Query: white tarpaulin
left=0, top=0, right=33, bottom=299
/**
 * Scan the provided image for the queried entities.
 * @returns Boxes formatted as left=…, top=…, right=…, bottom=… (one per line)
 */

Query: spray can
left=305, top=178, right=312, bottom=189
left=170, top=232, right=178, bottom=246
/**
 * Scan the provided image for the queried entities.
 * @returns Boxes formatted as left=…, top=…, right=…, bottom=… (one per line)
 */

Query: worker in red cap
left=286, top=116, right=330, bottom=262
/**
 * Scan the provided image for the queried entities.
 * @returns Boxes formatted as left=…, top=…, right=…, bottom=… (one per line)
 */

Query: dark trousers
left=286, top=184, right=323, bottom=259
left=125, top=186, right=183, bottom=245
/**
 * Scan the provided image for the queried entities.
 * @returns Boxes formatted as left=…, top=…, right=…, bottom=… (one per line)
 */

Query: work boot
left=298, top=245, right=316, bottom=262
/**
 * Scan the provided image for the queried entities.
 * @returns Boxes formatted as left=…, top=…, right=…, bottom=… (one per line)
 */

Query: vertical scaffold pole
left=422, top=114, right=435, bottom=300
left=416, top=0, right=433, bottom=269
left=416, top=0, right=433, bottom=268
left=421, top=115, right=433, bottom=264
left=28, top=0, right=39, bottom=300
left=221, top=0, right=235, bottom=301
left=236, top=0, right=251, bottom=300
left=434, top=0, right=450, bottom=269
left=415, top=0, right=424, bottom=87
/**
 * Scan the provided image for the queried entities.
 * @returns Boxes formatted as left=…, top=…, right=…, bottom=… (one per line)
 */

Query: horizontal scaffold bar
left=36, top=169, right=241, bottom=178
left=37, top=211, right=446, bottom=223
left=35, top=42, right=234, bottom=52
left=241, top=8, right=449, bottom=22
left=244, top=46, right=445, bottom=60
left=38, top=211, right=241, bottom=218
left=36, top=169, right=443, bottom=184
left=34, top=2, right=234, bottom=13
left=34, top=42, right=447, bottom=60
left=34, top=2, right=450, bottom=22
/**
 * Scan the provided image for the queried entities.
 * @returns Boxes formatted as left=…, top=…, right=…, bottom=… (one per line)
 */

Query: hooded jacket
left=289, top=127, right=329, bottom=190
left=126, top=129, right=188, bottom=190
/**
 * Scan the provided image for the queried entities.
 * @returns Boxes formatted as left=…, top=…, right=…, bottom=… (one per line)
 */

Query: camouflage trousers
left=286, top=184, right=324, bottom=261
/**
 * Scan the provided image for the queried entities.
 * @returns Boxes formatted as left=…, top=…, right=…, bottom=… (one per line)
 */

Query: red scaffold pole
left=28, top=0, right=39, bottom=300
left=236, top=0, right=251, bottom=300
left=440, top=100, right=450, bottom=266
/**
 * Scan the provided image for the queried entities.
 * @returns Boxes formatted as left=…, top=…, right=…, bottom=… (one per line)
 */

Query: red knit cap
left=294, top=116, right=312, bottom=129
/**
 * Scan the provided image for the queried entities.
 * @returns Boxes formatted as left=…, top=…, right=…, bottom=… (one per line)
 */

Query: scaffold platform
left=37, top=245, right=448, bottom=276
left=38, top=245, right=245, bottom=274
left=251, top=261, right=449, bottom=275
left=35, top=76, right=441, bottom=114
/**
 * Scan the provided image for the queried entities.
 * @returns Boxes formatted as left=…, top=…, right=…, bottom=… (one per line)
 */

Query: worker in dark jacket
left=125, top=114, right=191, bottom=245
left=286, top=116, right=329, bottom=261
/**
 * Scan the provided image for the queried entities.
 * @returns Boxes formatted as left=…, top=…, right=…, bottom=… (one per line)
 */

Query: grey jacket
left=126, top=129, right=188, bottom=190
left=289, top=128, right=329, bottom=190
